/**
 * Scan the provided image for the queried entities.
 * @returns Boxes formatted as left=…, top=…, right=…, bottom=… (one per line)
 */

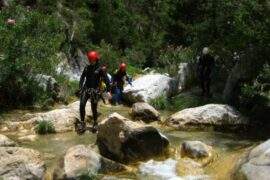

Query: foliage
left=150, top=95, right=168, bottom=110
left=157, top=46, right=195, bottom=76
left=126, top=65, right=142, bottom=77
left=168, top=94, right=223, bottom=111
left=239, top=64, right=270, bottom=111
left=150, top=91, right=224, bottom=111
left=35, top=120, right=56, bottom=134
left=55, top=75, right=79, bottom=104
left=0, top=0, right=269, bottom=112
left=0, top=4, right=65, bottom=108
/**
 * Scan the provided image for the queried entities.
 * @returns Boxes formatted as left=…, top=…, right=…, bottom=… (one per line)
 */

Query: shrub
left=55, top=75, right=79, bottom=104
left=124, top=48, right=146, bottom=68
left=35, top=120, right=56, bottom=134
left=150, top=95, right=168, bottom=110
left=157, top=46, right=195, bottom=76
left=0, top=4, right=65, bottom=108
left=239, top=64, right=270, bottom=113
left=150, top=91, right=224, bottom=111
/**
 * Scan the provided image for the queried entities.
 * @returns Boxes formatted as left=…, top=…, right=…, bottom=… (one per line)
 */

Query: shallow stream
left=1, top=104, right=262, bottom=179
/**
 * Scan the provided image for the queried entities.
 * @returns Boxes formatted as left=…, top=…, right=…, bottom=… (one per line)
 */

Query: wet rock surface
left=2, top=101, right=92, bottom=133
left=0, top=147, right=46, bottom=179
left=55, top=144, right=126, bottom=179
left=181, top=141, right=213, bottom=159
left=123, top=74, right=177, bottom=103
left=234, top=139, right=270, bottom=180
left=131, top=102, right=160, bottom=122
left=97, top=113, right=169, bottom=163
left=166, top=104, right=248, bottom=131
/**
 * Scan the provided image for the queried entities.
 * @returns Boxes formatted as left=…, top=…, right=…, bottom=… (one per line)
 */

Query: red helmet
left=87, top=51, right=100, bottom=63
left=119, top=63, right=127, bottom=71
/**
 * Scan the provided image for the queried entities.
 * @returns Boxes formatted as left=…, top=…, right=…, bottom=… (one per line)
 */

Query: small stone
left=181, top=141, right=213, bottom=159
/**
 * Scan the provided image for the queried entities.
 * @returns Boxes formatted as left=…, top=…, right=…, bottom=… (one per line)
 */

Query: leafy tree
left=0, top=5, right=65, bottom=108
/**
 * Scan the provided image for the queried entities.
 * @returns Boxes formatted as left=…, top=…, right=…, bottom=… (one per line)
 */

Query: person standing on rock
left=111, top=63, right=132, bottom=105
left=197, top=47, right=215, bottom=97
left=76, top=51, right=111, bottom=134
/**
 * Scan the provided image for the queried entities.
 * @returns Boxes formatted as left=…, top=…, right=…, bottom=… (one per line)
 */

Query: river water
left=1, top=104, right=262, bottom=179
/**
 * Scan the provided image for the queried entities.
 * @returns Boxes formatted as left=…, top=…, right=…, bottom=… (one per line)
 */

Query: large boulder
left=234, top=139, right=270, bottom=180
left=0, top=134, right=16, bottom=147
left=57, top=145, right=126, bottom=179
left=96, top=113, right=169, bottom=163
left=181, top=141, right=213, bottom=159
left=131, top=102, right=160, bottom=122
left=4, top=101, right=92, bottom=133
left=0, top=147, right=46, bottom=179
left=123, top=74, right=177, bottom=103
left=166, top=104, right=248, bottom=131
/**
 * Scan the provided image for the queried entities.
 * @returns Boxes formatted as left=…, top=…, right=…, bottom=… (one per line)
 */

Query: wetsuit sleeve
left=79, top=67, right=87, bottom=90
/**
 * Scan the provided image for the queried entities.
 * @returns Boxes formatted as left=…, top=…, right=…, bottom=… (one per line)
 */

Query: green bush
left=150, top=92, right=224, bottom=111
left=157, top=46, right=195, bottom=76
left=150, top=95, right=168, bottom=110
left=124, top=48, right=146, bottom=68
left=0, top=4, right=65, bottom=108
left=239, top=64, right=270, bottom=112
left=55, top=75, right=79, bottom=104
left=126, top=65, right=142, bottom=77
left=35, top=120, right=56, bottom=135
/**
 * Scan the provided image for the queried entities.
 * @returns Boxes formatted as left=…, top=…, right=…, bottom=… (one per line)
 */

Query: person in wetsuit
left=198, top=47, right=215, bottom=97
left=76, top=51, right=110, bottom=134
left=111, top=63, right=132, bottom=104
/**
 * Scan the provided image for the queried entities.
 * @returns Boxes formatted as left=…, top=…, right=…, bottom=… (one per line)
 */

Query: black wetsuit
left=198, top=54, right=215, bottom=96
left=79, top=63, right=110, bottom=125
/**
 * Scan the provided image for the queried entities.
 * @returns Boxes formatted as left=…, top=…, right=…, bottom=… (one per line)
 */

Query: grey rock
left=181, top=141, right=213, bottom=159
left=97, top=113, right=169, bottom=163
left=0, top=147, right=45, bottom=179
left=123, top=74, right=177, bottom=103
left=131, top=102, right=160, bottom=122
left=166, top=104, right=248, bottom=130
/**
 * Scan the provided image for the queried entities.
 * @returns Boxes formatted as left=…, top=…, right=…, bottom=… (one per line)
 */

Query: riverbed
left=0, top=104, right=262, bottom=179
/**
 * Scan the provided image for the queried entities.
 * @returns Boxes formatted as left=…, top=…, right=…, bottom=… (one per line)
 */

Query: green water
left=1, top=104, right=262, bottom=179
